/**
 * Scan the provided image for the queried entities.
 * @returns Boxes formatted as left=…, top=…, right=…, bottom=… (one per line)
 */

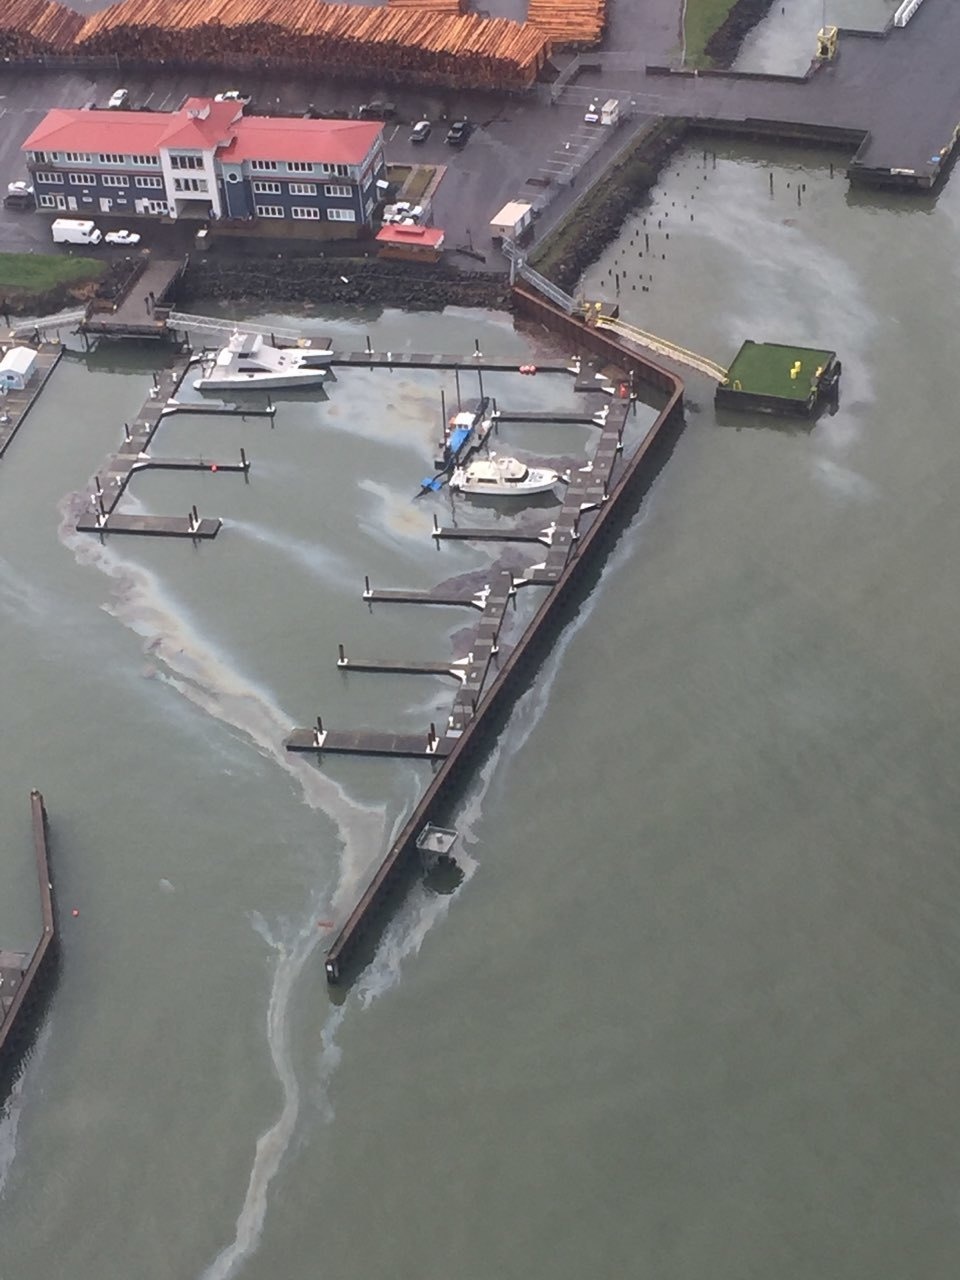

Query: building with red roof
left=22, top=98, right=385, bottom=232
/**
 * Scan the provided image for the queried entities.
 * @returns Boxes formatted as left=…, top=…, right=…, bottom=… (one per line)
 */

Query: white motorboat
left=449, top=453, right=561, bottom=498
left=194, top=331, right=332, bottom=392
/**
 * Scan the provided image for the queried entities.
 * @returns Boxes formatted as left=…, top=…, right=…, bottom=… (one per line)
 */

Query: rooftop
left=23, top=100, right=382, bottom=166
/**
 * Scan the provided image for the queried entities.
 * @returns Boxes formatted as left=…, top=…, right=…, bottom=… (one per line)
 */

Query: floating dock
left=716, top=340, right=841, bottom=417
left=0, top=791, right=58, bottom=1099
left=0, top=343, right=64, bottom=460
left=294, top=291, right=686, bottom=983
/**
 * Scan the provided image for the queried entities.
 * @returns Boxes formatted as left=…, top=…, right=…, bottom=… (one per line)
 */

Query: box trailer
left=51, top=218, right=102, bottom=245
left=489, top=200, right=534, bottom=241
left=601, top=99, right=620, bottom=126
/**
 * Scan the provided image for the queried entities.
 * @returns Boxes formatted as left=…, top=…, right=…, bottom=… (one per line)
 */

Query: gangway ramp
left=595, top=316, right=727, bottom=381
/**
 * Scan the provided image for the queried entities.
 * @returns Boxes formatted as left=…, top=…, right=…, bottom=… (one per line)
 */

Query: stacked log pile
left=0, top=0, right=84, bottom=56
left=526, top=0, right=606, bottom=48
left=75, top=1, right=551, bottom=90
left=387, top=0, right=464, bottom=12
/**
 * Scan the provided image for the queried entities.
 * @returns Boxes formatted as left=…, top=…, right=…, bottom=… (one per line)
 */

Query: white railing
left=894, top=0, right=926, bottom=27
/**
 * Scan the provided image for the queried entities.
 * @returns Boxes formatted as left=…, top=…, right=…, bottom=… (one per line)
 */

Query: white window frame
left=103, top=174, right=129, bottom=187
left=255, top=204, right=284, bottom=218
left=37, top=193, right=58, bottom=208
left=250, top=160, right=278, bottom=172
left=287, top=161, right=313, bottom=173
left=63, top=152, right=93, bottom=164
left=98, top=153, right=125, bottom=165
left=326, top=208, right=356, bottom=222
left=291, top=206, right=321, bottom=220
left=145, top=199, right=170, bottom=215
left=289, top=182, right=317, bottom=196
left=68, top=173, right=97, bottom=186
left=252, top=180, right=282, bottom=194
left=137, top=175, right=164, bottom=189
left=324, top=184, right=352, bottom=198
left=131, top=155, right=159, bottom=167
left=35, top=171, right=62, bottom=183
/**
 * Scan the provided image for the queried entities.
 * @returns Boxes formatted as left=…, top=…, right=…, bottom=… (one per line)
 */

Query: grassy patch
left=725, top=341, right=835, bottom=400
left=684, top=0, right=739, bottom=66
left=0, top=252, right=105, bottom=297
left=401, top=166, right=435, bottom=204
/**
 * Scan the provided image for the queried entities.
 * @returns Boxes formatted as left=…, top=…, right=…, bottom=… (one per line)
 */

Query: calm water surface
left=4, top=126, right=960, bottom=1280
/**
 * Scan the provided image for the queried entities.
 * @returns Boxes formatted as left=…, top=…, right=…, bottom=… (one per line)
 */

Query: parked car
left=104, top=229, right=141, bottom=247
left=583, top=101, right=600, bottom=123
left=107, top=88, right=130, bottom=110
left=445, top=119, right=472, bottom=146
left=4, top=181, right=34, bottom=210
left=358, top=101, right=397, bottom=120
left=410, top=120, right=431, bottom=144
left=214, top=90, right=251, bottom=105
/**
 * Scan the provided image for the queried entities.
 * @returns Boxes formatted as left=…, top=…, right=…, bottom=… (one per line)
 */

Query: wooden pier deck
left=286, top=725, right=450, bottom=759
left=80, top=258, right=185, bottom=340
left=0, top=343, right=63, bottom=460
left=75, top=357, right=229, bottom=540
left=327, top=352, right=575, bottom=374
left=0, top=791, right=57, bottom=1098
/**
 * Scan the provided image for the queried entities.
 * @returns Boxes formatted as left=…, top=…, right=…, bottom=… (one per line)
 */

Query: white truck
left=51, top=218, right=102, bottom=246
left=600, top=99, right=620, bottom=127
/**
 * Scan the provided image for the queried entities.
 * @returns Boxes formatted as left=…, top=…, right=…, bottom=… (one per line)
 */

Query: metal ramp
left=166, top=312, right=313, bottom=342
left=594, top=316, right=728, bottom=381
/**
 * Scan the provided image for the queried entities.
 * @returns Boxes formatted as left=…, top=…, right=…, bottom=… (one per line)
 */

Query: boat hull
left=194, top=370, right=330, bottom=392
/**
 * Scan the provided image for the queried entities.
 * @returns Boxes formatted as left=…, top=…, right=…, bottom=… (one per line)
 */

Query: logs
left=0, top=0, right=84, bottom=56
left=526, top=0, right=606, bottom=47
left=73, top=1, right=552, bottom=90
left=387, top=0, right=465, bottom=12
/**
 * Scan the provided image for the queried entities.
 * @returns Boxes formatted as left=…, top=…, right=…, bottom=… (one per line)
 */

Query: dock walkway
left=0, top=791, right=57, bottom=1098
left=0, top=343, right=63, bottom=460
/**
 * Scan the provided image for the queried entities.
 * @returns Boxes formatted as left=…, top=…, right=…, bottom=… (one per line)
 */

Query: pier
left=0, top=791, right=57, bottom=1099
left=264, top=292, right=687, bottom=983
left=0, top=343, right=63, bottom=461
left=73, top=357, right=257, bottom=540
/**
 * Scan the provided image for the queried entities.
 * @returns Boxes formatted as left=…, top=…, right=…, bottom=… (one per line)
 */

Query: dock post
left=477, top=367, right=484, bottom=402
left=240, top=446, right=249, bottom=480
left=432, top=513, right=441, bottom=540
left=152, top=371, right=159, bottom=389
left=123, top=422, right=131, bottom=441
left=454, top=368, right=461, bottom=411
left=315, top=715, right=324, bottom=746
left=95, top=474, right=103, bottom=496
left=363, top=574, right=371, bottom=600
left=440, top=387, right=446, bottom=432
left=474, top=338, right=482, bottom=359
left=337, top=643, right=347, bottom=667
left=365, top=334, right=372, bottom=354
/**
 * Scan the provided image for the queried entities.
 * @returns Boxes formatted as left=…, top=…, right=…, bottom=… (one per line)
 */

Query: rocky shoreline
left=176, top=256, right=513, bottom=314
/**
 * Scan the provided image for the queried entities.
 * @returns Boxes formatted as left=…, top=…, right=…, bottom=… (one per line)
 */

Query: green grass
left=0, top=252, right=105, bottom=296
left=725, top=341, right=835, bottom=400
left=683, top=0, right=739, bottom=66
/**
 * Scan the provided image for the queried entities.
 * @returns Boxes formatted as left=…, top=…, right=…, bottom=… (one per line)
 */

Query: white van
left=601, top=99, right=620, bottom=126
left=51, top=218, right=103, bottom=245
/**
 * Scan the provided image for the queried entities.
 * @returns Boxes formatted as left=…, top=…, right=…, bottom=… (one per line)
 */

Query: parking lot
left=0, top=64, right=643, bottom=268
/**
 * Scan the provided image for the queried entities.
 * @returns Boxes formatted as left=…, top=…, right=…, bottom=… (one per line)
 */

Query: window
left=286, top=161, right=313, bottom=173
left=35, top=171, right=62, bottom=184
left=98, top=153, right=125, bottom=165
left=252, top=180, right=281, bottom=194
left=327, top=208, right=356, bottom=222
left=324, top=184, right=352, bottom=198
left=251, top=160, right=278, bottom=172
left=31, top=151, right=47, bottom=164
left=319, top=163, right=348, bottom=178
left=103, top=174, right=129, bottom=187
left=38, top=193, right=58, bottom=208
left=68, top=173, right=97, bottom=185
left=146, top=199, right=170, bottom=215
left=64, top=152, right=93, bottom=164
left=255, top=204, right=284, bottom=218
left=169, top=153, right=203, bottom=170
left=131, top=155, right=159, bottom=167
left=136, top=175, right=164, bottom=189
left=173, top=176, right=208, bottom=193
left=291, top=206, right=321, bottom=220
left=289, top=183, right=316, bottom=196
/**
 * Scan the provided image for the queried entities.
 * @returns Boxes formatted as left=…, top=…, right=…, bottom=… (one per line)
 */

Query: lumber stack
left=75, top=1, right=551, bottom=90
left=387, top=0, right=465, bottom=12
left=0, top=0, right=84, bottom=56
left=526, top=0, right=606, bottom=47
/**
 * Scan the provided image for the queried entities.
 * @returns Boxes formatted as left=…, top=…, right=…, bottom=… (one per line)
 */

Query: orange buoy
left=210, top=463, right=218, bottom=472
left=71, top=908, right=79, bottom=917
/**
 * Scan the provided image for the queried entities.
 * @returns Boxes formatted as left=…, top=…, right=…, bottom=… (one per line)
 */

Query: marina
left=0, top=342, right=63, bottom=460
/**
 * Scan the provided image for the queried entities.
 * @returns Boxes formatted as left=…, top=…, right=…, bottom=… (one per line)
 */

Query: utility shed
left=489, top=200, right=533, bottom=240
left=0, top=346, right=38, bottom=391
left=376, top=224, right=445, bottom=262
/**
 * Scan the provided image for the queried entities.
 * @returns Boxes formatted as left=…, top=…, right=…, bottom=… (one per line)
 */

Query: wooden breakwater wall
left=324, top=292, right=684, bottom=982
left=0, top=790, right=58, bottom=1099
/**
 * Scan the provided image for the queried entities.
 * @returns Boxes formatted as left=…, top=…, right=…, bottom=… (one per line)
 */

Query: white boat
left=194, top=331, right=332, bottom=391
left=449, top=453, right=561, bottom=498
